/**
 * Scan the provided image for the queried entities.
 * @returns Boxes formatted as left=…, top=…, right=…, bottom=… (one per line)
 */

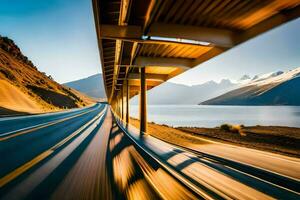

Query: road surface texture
left=0, top=103, right=299, bottom=199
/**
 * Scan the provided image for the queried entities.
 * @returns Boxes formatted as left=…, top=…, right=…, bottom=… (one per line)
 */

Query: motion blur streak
left=51, top=110, right=113, bottom=199
left=0, top=103, right=299, bottom=199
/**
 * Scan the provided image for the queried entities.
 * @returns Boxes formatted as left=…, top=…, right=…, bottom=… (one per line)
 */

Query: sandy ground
left=130, top=118, right=300, bottom=180
left=130, top=118, right=300, bottom=158
left=178, top=126, right=300, bottom=157
left=0, top=79, right=43, bottom=113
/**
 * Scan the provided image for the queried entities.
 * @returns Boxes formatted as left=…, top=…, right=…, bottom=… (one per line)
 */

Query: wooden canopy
left=92, top=0, right=300, bottom=103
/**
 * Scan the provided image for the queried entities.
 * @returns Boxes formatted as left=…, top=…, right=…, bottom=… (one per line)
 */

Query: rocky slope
left=0, top=35, right=95, bottom=115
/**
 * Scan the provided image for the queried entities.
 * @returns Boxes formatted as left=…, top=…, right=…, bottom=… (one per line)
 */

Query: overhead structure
left=92, top=0, right=300, bottom=131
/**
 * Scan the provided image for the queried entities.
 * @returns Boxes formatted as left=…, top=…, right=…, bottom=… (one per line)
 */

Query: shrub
left=220, top=124, right=231, bottom=132
left=220, top=123, right=246, bottom=136
left=47, top=85, right=54, bottom=90
left=40, top=79, right=45, bottom=84
left=0, top=68, right=16, bottom=81
left=230, top=125, right=241, bottom=134
left=48, top=75, right=54, bottom=80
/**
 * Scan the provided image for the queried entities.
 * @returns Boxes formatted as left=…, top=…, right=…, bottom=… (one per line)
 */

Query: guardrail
left=112, top=112, right=222, bottom=200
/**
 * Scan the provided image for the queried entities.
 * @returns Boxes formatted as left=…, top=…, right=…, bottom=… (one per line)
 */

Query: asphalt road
left=0, top=103, right=299, bottom=200
left=0, top=103, right=107, bottom=198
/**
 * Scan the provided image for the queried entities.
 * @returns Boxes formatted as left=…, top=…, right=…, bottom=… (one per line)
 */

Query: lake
left=130, top=105, right=300, bottom=128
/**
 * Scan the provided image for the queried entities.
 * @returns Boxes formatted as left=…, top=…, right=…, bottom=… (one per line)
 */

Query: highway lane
left=0, top=103, right=99, bottom=135
left=0, top=103, right=106, bottom=194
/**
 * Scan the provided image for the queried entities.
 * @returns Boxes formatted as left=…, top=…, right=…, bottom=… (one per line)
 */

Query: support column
left=139, top=67, right=147, bottom=133
left=116, top=98, right=120, bottom=116
left=126, top=79, right=130, bottom=124
left=119, top=96, right=122, bottom=119
left=122, top=81, right=127, bottom=122
left=117, top=97, right=121, bottom=117
left=121, top=89, right=124, bottom=120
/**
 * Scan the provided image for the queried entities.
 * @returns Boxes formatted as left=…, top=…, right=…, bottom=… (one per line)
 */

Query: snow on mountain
left=237, top=75, right=252, bottom=84
left=202, top=67, right=300, bottom=106
left=239, top=75, right=251, bottom=81
left=250, top=71, right=283, bottom=82
left=248, top=68, right=300, bottom=86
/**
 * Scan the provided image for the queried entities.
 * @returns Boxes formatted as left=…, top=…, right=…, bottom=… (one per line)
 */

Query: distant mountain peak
left=251, top=70, right=284, bottom=83
left=202, top=80, right=217, bottom=86
left=64, top=73, right=106, bottom=99
left=220, top=79, right=233, bottom=84
left=252, top=75, right=259, bottom=80
left=239, top=75, right=251, bottom=81
left=271, top=71, right=284, bottom=77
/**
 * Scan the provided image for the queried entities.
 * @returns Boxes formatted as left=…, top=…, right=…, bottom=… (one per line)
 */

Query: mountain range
left=65, top=67, right=300, bottom=106
left=131, top=79, right=238, bottom=105
left=64, top=74, right=106, bottom=99
left=202, top=68, right=300, bottom=105
left=66, top=73, right=238, bottom=105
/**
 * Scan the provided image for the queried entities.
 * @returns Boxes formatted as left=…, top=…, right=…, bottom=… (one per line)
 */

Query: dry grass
left=130, top=118, right=212, bottom=147
left=130, top=118, right=300, bottom=158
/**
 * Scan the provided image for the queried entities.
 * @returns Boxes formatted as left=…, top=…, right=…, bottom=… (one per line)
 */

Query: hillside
left=0, top=35, right=95, bottom=115
left=64, top=74, right=106, bottom=99
left=131, top=79, right=237, bottom=105
left=202, top=68, right=300, bottom=105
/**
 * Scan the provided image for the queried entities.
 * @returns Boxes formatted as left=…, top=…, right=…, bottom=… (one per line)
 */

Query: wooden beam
left=92, top=0, right=111, bottom=102
left=119, top=0, right=132, bottom=25
left=99, top=24, right=236, bottom=48
left=130, top=85, right=152, bottom=91
left=166, top=68, right=186, bottom=80
left=127, top=73, right=168, bottom=81
left=134, top=56, right=194, bottom=69
left=236, top=4, right=300, bottom=45
left=128, top=79, right=162, bottom=87
left=100, top=25, right=213, bottom=47
left=100, top=24, right=142, bottom=39
left=193, top=47, right=227, bottom=66
left=147, top=23, right=236, bottom=47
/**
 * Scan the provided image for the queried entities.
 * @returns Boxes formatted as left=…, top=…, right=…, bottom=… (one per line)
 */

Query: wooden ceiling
left=92, top=0, right=300, bottom=103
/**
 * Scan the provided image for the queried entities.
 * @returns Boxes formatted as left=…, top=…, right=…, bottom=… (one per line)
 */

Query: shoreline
left=130, top=118, right=300, bottom=158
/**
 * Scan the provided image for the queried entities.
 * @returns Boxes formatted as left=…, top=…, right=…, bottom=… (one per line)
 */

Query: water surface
left=130, top=105, right=300, bottom=127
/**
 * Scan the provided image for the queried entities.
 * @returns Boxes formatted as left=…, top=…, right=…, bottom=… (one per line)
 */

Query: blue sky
left=0, top=0, right=300, bottom=85
left=0, top=0, right=101, bottom=83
